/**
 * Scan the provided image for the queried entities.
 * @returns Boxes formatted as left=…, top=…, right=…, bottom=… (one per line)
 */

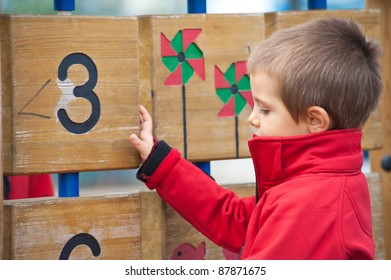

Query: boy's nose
left=248, top=110, right=260, bottom=127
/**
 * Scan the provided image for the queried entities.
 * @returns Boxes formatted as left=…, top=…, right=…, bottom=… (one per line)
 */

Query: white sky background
left=121, top=0, right=364, bottom=15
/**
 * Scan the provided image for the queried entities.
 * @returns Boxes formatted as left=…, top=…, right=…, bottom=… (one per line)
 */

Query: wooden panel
left=269, top=9, right=380, bottom=33
left=0, top=15, right=140, bottom=175
left=140, top=191, right=166, bottom=259
left=2, top=177, right=383, bottom=260
left=366, top=0, right=391, bottom=259
left=368, top=172, right=385, bottom=259
left=363, top=106, right=383, bottom=150
left=164, top=176, right=384, bottom=260
left=2, top=194, right=141, bottom=259
left=139, top=14, right=265, bottom=161
left=0, top=44, right=3, bottom=259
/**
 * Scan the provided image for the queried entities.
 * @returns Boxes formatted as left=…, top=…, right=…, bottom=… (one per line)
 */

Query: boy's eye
left=259, top=108, right=270, bottom=115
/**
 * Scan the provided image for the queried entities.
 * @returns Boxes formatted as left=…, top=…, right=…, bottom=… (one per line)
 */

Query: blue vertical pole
left=308, top=0, right=327, bottom=9
left=187, top=0, right=207, bottom=13
left=58, top=173, right=80, bottom=197
left=54, top=0, right=79, bottom=197
left=187, top=0, right=210, bottom=175
left=54, top=0, right=75, bottom=11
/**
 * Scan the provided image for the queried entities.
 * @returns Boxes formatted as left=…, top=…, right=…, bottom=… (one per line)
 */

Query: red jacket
left=137, top=129, right=374, bottom=259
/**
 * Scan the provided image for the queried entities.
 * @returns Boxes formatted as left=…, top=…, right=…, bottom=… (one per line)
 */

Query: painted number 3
left=57, top=53, right=101, bottom=134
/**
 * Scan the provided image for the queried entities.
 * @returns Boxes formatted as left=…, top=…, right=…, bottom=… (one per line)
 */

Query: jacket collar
left=248, top=129, right=364, bottom=197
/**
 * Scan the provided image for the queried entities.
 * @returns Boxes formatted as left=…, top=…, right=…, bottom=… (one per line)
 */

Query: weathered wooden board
left=0, top=11, right=381, bottom=175
left=367, top=172, right=386, bottom=260
left=2, top=194, right=141, bottom=259
left=1, top=173, right=384, bottom=260
left=164, top=174, right=385, bottom=260
left=140, top=191, right=166, bottom=260
left=0, top=15, right=140, bottom=175
left=366, top=0, right=391, bottom=260
left=0, top=52, right=3, bottom=259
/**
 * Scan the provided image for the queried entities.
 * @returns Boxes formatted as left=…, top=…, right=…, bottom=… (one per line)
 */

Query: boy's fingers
left=130, top=105, right=155, bottom=161
left=138, top=105, right=153, bottom=142
left=140, top=130, right=154, bottom=144
left=140, top=119, right=153, bottom=136
left=139, top=119, right=153, bottom=143
left=129, top=134, right=142, bottom=150
left=139, top=105, right=152, bottom=123
left=130, top=134, right=152, bottom=162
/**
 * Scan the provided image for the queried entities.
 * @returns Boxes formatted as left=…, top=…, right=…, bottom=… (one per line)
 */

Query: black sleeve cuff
left=136, top=140, right=172, bottom=182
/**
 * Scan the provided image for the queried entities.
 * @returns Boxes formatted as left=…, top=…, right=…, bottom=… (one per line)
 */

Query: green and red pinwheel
left=160, top=29, right=205, bottom=159
left=214, top=61, right=253, bottom=158
left=161, top=29, right=205, bottom=86
left=214, top=61, right=253, bottom=117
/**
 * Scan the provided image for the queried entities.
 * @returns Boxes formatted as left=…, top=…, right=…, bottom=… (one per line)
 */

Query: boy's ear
left=306, top=106, right=331, bottom=133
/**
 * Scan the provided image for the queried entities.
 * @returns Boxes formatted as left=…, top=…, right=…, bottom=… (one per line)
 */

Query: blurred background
left=0, top=0, right=365, bottom=15
left=0, top=0, right=367, bottom=195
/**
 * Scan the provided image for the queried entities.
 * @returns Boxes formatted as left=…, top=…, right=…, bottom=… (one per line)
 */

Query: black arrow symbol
left=18, top=79, right=51, bottom=119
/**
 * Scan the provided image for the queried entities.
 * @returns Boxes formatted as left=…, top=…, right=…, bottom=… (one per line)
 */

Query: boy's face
left=248, top=72, right=310, bottom=137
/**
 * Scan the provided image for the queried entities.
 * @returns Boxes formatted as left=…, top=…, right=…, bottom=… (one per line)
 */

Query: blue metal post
left=54, top=0, right=75, bottom=12
left=308, top=0, right=327, bottom=9
left=58, top=173, right=80, bottom=197
left=187, top=0, right=210, bottom=175
left=55, top=0, right=79, bottom=197
left=187, top=0, right=207, bottom=13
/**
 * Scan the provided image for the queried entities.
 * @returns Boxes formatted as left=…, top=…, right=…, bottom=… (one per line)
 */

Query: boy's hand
left=129, top=105, right=154, bottom=162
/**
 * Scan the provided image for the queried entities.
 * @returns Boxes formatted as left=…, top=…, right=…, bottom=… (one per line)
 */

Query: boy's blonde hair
left=247, top=17, right=382, bottom=129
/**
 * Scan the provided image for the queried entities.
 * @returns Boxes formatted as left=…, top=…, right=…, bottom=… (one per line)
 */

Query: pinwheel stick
left=235, top=115, right=239, bottom=158
left=182, top=84, right=188, bottom=159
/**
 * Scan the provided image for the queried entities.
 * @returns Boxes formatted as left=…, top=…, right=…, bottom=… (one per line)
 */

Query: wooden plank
left=138, top=17, right=154, bottom=114
left=367, top=172, right=385, bottom=259
left=140, top=191, right=166, bottom=259
left=2, top=194, right=141, bottom=259
left=0, top=39, right=3, bottom=259
left=362, top=106, right=383, bottom=150
left=164, top=176, right=384, bottom=259
left=0, top=15, right=140, bottom=175
left=139, top=14, right=265, bottom=161
left=366, top=0, right=391, bottom=259
left=165, top=197, right=213, bottom=260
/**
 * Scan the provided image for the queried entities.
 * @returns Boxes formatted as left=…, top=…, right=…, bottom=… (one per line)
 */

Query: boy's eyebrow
left=254, top=96, right=272, bottom=107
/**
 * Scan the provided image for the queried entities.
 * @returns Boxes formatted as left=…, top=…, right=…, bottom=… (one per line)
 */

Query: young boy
left=129, top=17, right=382, bottom=259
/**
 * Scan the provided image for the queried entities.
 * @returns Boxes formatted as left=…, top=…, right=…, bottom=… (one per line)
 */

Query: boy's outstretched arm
left=129, top=105, right=154, bottom=162
left=128, top=105, right=253, bottom=253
